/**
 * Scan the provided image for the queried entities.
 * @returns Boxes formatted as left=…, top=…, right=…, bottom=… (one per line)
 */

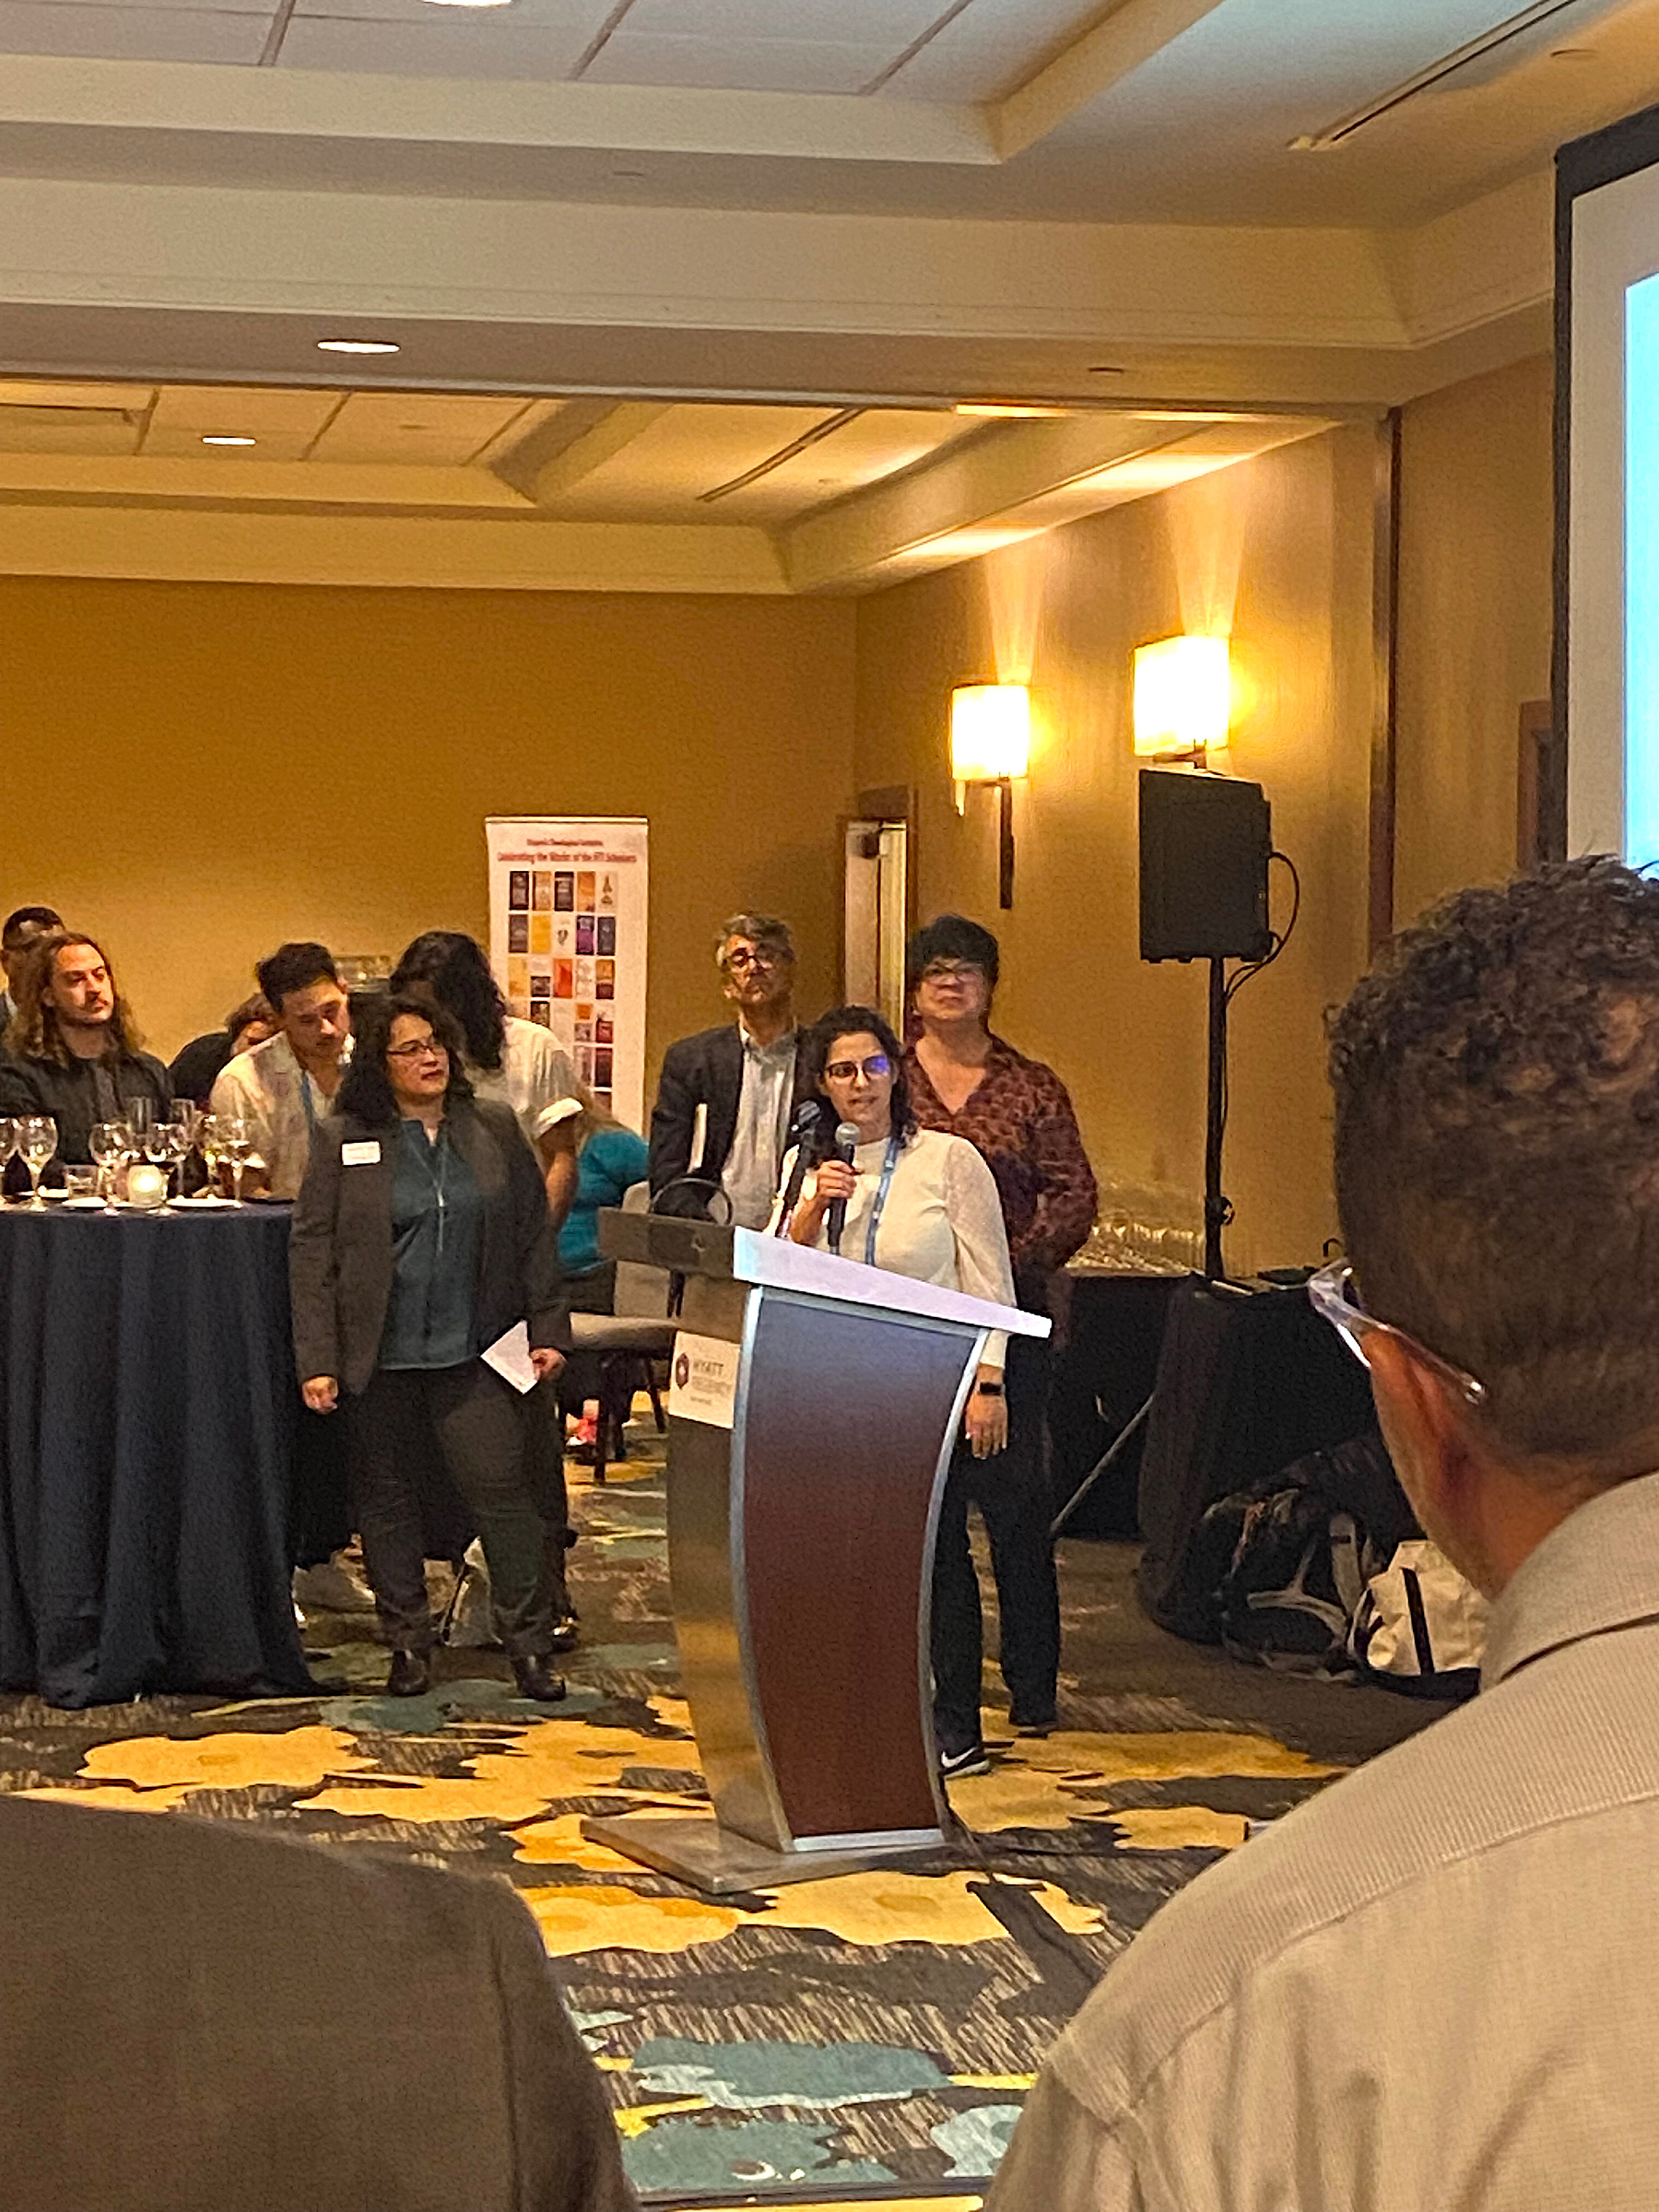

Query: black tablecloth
left=0, top=1205, right=312, bottom=1708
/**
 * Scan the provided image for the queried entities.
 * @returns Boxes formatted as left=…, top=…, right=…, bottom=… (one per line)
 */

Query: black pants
left=291, top=1404, right=352, bottom=1571
left=931, top=1334, right=1060, bottom=1747
left=348, top=1362, right=555, bottom=1657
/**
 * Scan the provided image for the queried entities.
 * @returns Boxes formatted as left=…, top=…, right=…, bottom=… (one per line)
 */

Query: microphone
left=826, top=1120, right=860, bottom=1255
left=772, top=1100, right=824, bottom=1235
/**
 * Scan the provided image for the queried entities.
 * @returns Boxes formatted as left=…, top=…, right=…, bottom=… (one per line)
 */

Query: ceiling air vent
left=1291, top=0, right=1598, bottom=150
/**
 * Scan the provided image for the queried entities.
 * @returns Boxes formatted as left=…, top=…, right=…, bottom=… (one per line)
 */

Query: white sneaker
left=292, top=1554, right=377, bottom=1615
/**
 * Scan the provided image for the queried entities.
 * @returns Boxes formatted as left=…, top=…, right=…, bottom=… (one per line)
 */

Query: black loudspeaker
left=1138, top=769, right=1272, bottom=963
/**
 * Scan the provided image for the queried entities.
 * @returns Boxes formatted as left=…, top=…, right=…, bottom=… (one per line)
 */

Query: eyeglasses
left=1307, top=1260, right=1487, bottom=1410
left=387, top=1039, right=447, bottom=1062
left=824, top=1053, right=892, bottom=1081
left=724, top=947, right=783, bottom=972
left=918, top=959, right=985, bottom=984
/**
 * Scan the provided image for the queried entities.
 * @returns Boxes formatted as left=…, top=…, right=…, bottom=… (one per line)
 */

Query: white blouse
left=781, top=1126, right=1017, bottom=1369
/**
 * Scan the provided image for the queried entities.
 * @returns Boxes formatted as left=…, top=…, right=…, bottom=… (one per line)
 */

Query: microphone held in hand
left=826, top=1120, right=860, bottom=1254
left=772, top=1100, right=824, bottom=1235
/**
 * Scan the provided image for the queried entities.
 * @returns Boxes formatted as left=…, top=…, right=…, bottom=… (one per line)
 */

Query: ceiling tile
left=0, top=400, right=143, bottom=456
left=276, top=13, right=599, bottom=73
left=620, top=0, right=945, bottom=42
left=145, top=384, right=344, bottom=461
left=311, top=391, right=532, bottom=465
left=582, top=31, right=900, bottom=92
left=0, top=2, right=271, bottom=58
left=882, top=0, right=1110, bottom=100
left=290, top=0, right=606, bottom=24
left=33, top=0, right=273, bottom=10
left=0, top=379, right=154, bottom=407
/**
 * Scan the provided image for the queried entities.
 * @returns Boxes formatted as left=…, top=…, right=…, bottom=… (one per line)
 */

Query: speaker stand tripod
left=1052, top=955, right=1230, bottom=1538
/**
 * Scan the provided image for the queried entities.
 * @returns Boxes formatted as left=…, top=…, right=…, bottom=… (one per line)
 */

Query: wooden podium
left=582, top=1210, right=1051, bottom=1894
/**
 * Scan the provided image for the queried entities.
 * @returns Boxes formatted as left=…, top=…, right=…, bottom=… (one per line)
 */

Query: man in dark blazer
left=647, top=912, right=816, bottom=1225
left=0, top=1792, right=638, bottom=2212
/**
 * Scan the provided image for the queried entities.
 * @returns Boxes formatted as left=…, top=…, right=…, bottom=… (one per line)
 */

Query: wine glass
left=0, top=1119, right=17, bottom=1204
left=218, top=1113, right=253, bottom=1205
left=146, top=1120, right=190, bottom=1202
left=170, top=1100, right=202, bottom=1192
left=18, top=1116, right=57, bottom=1209
left=196, top=1114, right=227, bottom=1205
left=88, top=1121, right=125, bottom=1204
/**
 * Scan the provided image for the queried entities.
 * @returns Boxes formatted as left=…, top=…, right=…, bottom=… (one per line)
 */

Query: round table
left=0, top=1202, right=313, bottom=1708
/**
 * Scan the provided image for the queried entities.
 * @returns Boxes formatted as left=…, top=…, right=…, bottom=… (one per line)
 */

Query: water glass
left=87, top=1122, right=126, bottom=1202
left=0, top=1118, right=17, bottom=1201
left=218, top=1114, right=253, bottom=1205
left=64, top=1165, right=98, bottom=1203
left=18, top=1116, right=57, bottom=1209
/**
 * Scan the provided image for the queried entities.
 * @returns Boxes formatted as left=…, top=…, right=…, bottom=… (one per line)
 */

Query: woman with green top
left=290, top=994, right=571, bottom=1702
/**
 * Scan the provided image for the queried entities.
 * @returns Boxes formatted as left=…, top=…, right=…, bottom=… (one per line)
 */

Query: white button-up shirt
left=210, top=1032, right=347, bottom=1199
left=719, top=1022, right=796, bottom=1231
left=990, top=1466, right=1659, bottom=2212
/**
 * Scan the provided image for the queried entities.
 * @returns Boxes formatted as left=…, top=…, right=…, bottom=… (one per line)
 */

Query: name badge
left=342, top=1140, right=382, bottom=1166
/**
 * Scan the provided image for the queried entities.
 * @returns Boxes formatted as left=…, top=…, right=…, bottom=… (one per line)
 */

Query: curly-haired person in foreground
left=991, top=856, right=1659, bottom=2212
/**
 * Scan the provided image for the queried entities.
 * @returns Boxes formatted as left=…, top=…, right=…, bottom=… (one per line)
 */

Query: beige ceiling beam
left=0, top=454, right=534, bottom=509
left=0, top=55, right=994, bottom=167
left=0, top=504, right=793, bottom=594
left=492, top=399, right=674, bottom=505
left=780, top=414, right=1337, bottom=592
left=994, top=0, right=1232, bottom=159
left=779, top=414, right=1200, bottom=591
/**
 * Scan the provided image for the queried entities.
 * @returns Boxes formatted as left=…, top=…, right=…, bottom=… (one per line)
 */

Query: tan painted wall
left=854, top=428, right=1378, bottom=1272
left=1394, top=352, right=1555, bottom=924
left=0, top=580, right=856, bottom=1080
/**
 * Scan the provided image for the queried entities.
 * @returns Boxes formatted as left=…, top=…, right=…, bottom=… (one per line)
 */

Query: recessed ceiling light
left=202, top=434, right=255, bottom=446
left=316, top=339, right=401, bottom=356
left=419, top=0, right=512, bottom=8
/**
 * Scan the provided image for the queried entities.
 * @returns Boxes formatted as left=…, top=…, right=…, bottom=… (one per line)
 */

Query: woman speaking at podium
left=779, top=1005, right=1018, bottom=1777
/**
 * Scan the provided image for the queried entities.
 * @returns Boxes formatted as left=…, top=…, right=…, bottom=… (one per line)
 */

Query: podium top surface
left=599, top=1208, right=1050, bottom=1340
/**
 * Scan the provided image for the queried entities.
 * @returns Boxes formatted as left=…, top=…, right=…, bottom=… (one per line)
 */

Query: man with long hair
left=0, top=928, right=169, bottom=1162
left=0, top=904, right=62, bottom=1033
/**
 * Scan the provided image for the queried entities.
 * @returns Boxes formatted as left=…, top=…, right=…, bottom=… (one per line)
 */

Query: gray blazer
left=290, top=1097, right=568, bottom=1394
left=0, top=1794, right=638, bottom=2212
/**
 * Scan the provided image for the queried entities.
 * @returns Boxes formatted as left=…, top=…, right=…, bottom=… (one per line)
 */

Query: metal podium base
left=581, top=1813, right=955, bottom=1895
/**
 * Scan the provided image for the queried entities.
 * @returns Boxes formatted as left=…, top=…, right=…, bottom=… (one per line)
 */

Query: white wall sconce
left=1133, top=634, right=1231, bottom=759
left=950, top=682, right=1030, bottom=909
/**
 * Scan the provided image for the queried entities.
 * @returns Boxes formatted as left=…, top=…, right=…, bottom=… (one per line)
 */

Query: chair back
left=613, top=1182, right=669, bottom=1318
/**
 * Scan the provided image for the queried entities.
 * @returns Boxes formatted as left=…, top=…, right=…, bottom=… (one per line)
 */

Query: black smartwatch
left=973, top=1380, right=1005, bottom=1398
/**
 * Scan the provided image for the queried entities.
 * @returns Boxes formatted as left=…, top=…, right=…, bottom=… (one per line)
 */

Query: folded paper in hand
left=483, top=1322, right=537, bottom=1394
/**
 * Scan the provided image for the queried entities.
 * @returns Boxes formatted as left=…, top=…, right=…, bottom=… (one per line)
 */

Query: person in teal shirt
left=555, top=1108, right=651, bottom=1290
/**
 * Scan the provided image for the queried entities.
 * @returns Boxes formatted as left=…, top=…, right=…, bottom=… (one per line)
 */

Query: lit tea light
left=125, top=1164, right=168, bottom=1208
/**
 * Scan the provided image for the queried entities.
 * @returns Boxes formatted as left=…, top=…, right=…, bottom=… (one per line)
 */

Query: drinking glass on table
left=195, top=1113, right=227, bottom=1203
left=125, top=1096, right=155, bottom=1142
left=0, top=1119, right=17, bottom=1202
left=218, top=1113, right=253, bottom=1204
left=88, top=1121, right=126, bottom=1203
left=170, top=1100, right=202, bottom=1192
left=146, top=1120, right=189, bottom=1202
left=17, top=1116, right=57, bottom=1209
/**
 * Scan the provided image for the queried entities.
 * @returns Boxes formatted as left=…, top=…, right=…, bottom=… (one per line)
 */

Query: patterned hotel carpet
left=0, top=1430, right=1445, bottom=2203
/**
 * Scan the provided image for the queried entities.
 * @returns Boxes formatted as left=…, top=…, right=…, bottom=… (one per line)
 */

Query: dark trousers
left=292, top=1404, right=352, bottom=1571
left=348, top=1362, right=555, bottom=1657
left=931, top=1335, right=1060, bottom=1747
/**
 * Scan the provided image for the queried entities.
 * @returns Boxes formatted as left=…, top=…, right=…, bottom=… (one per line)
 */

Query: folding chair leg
left=646, top=1366, right=667, bottom=1432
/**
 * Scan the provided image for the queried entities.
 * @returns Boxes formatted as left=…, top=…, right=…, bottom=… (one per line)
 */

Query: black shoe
left=512, top=1653, right=567, bottom=1702
left=386, top=1648, right=431, bottom=1699
left=939, top=1739, right=991, bottom=1780
left=1010, top=1708, right=1057, bottom=1736
left=547, top=1612, right=580, bottom=1653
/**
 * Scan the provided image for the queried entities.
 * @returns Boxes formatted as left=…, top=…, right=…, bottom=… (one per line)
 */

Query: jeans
left=348, top=1362, right=556, bottom=1657
left=931, top=1333, right=1060, bottom=1747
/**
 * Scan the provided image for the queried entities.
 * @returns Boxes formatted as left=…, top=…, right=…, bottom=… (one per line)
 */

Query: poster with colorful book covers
left=486, top=817, right=648, bottom=1129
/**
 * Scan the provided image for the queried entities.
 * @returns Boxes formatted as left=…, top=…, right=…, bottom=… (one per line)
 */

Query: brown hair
left=1328, top=856, right=1659, bottom=1468
left=6, top=928, right=144, bottom=1065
